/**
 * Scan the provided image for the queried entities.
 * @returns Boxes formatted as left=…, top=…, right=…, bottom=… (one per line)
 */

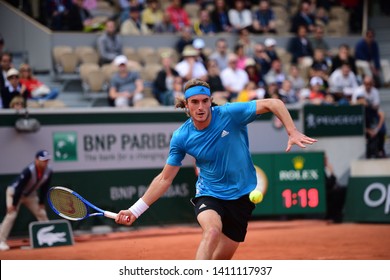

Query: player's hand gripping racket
left=47, top=186, right=129, bottom=222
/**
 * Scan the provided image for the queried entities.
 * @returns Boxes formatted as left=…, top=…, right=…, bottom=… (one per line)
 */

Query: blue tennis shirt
left=167, top=101, right=258, bottom=200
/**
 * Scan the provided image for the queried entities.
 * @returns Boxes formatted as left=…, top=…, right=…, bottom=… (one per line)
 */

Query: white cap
left=6, top=68, right=19, bottom=78
left=113, top=55, right=128, bottom=66
left=244, top=58, right=256, bottom=68
left=264, top=38, right=276, bottom=47
left=193, top=38, right=205, bottom=49
left=310, top=76, right=323, bottom=86
left=182, top=45, right=199, bottom=57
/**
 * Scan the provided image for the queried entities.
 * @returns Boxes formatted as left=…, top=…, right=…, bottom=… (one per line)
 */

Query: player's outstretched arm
left=115, top=164, right=180, bottom=226
left=255, top=99, right=317, bottom=151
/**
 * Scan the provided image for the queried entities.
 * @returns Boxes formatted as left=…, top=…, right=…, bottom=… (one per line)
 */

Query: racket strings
left=49, top=189, right=88, bottom=219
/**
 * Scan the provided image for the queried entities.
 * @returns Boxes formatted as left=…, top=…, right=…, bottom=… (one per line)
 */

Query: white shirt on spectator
left=352, top=84, right=380, bottom=107
left=220, top=67, right=249, bottom=93
left=228, top=9, right=252, bottom=30
left=175, top=60, right=208, bottom=80
left=328, top=69, right=359, bottom=93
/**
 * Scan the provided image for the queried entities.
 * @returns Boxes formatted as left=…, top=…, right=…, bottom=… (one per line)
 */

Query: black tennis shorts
left=191, top=194, right=255, bottom=242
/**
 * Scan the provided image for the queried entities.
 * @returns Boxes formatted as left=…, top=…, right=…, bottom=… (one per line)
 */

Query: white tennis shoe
left=0, top=241, right=10, bottom=251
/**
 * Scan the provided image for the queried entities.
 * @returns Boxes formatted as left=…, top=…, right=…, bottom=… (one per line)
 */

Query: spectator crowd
left=3, top=0, right=367, bottom=34
left=0, top=0, right=388, bottom=158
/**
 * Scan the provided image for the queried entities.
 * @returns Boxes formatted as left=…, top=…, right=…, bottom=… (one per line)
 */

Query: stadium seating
left=123, top=47, right=142, bottom=64
left=58, top=52, right=78, bottom=74
left=128, top=61, right=143, bottom=72
left=79, top=62, right=100, bottom=83
left=84, top=68, right=108, bottom=99
left=27, top=99, right=67, bottom=108
left=79, top=50, right=100, bottom=64
left=43, top=99, right=67, bottom=108
left=142, top=52, right=161, bottom=65
left=101, top=63, right=117, bottom=82
left=137, top=47, right=157, bottom=65
left=75, top=45, right=95, bottom=60
left=140, top=63, right=162, bottom=84
left=52, top=45, right=73, bottom=72
left=133, top=97, right=160, bottom=108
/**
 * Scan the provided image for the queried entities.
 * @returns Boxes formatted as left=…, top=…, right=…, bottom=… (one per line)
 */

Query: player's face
left=186, top=95, right=212, bottom=128
left=36, top=159, right=49, bottom=171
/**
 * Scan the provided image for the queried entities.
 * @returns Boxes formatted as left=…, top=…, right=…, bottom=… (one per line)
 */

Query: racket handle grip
left=104, top=211, right=118, bottom=220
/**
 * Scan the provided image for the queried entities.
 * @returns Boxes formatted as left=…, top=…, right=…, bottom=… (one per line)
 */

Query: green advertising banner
left=252, top=152, right=326, bottom=216
left=303, top=105, right=364, bottom=137
left=344, top=177, right=390, bottom=223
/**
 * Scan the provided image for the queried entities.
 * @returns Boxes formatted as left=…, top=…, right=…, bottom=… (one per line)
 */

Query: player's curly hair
left=175, top=79, right=218, bottom=116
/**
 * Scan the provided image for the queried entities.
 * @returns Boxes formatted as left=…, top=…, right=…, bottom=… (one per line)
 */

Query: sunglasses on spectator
left=8, top=75, right=19, bottom=79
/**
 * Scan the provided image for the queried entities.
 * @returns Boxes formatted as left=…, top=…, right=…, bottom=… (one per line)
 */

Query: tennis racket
left=47, top=186, right=124, bottom=221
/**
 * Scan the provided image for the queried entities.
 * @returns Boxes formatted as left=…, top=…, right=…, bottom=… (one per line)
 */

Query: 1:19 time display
left=281, top=188, right=319, bottom=208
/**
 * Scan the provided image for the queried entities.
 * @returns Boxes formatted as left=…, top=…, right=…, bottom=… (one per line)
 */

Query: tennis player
left=0, top=150, right=52, bottom=251
left=115, top=79, right=317, bottom=259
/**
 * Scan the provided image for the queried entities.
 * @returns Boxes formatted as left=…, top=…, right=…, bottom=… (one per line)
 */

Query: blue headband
left=184, top=85, right=211, bottom=99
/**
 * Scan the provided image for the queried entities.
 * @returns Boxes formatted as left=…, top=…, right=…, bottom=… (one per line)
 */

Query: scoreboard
left=251, top=152, right=326, bottom=216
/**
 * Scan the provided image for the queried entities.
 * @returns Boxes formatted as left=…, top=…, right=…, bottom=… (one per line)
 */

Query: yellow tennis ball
left=249, top=190, right=263, bottom=204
